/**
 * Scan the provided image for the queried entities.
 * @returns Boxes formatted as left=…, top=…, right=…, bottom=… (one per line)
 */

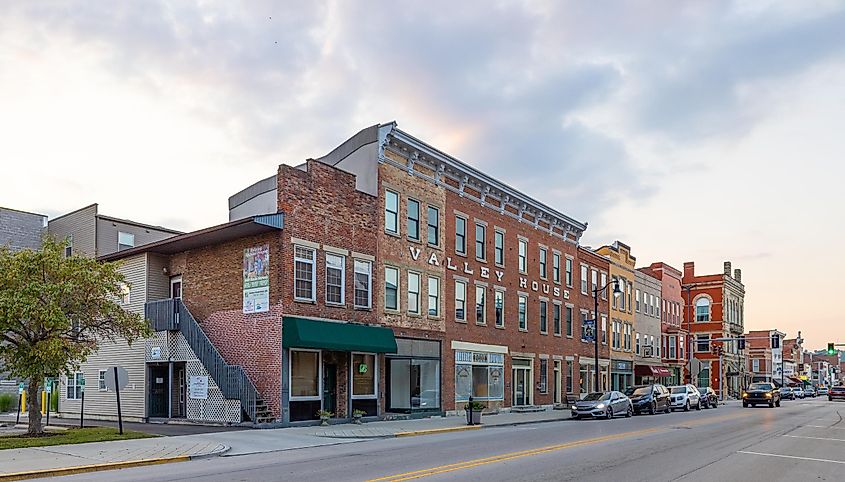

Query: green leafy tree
left=0, top=238, right=150, bottom=434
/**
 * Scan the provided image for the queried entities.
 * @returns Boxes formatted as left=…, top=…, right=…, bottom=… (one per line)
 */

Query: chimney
left=724, top=261, right=732, bottom=276
left=734, top=268, right=742, bottom=283
left=683, top=262, right=695, bottom=279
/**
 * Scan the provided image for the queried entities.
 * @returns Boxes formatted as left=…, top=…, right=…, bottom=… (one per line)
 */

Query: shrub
left=0, top=393, right=14, bottom=412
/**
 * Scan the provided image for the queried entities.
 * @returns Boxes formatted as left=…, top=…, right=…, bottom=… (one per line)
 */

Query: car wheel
left=769, top=400, right=774, bottom=408
left=649, top=402, right=656, bottom=415
left=626, top=406, right=633, bottom=418
left=606, top=407, right=614, bottom=420
left=742, top=402, right=748, bottom=408
left=664, top=403, right=671, bottom=414
left=776, top=400, right=781, bottom=407
left=696, top=400, right=701, bottom=411
left=713, top=400, right=718, bottom=409
left=684, top=400, right=690, bottom=412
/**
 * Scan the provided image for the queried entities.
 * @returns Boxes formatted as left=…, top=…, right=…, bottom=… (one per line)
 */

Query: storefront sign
left=456, top=351, right=504, bottom=365
left=358, top=363, right=369, bottom=374
left=243, top=245, right=270, bottom=314
left=189, top=376, right=209, bottom=400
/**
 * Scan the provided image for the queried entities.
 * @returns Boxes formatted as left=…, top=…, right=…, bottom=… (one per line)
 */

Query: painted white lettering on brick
left=463, top=262, right=474, bottom=275
left=554, top=287, right=561, bottom=298
left=447, top=257, right=458, bottom=270
left=428, top=252, right=440, bottom=266
left=495, top=271, right=504, bottom=282
left=409, top=246, right=421, bottom=261
left=542, top=284, right=550, bottom=294
left=480, top=266, right=490, bottom=279
left=519, top=278, right=527, bottom=289
left=531, top=281, right=539, bottom=291
left=564, top=290, right=570, bottom=300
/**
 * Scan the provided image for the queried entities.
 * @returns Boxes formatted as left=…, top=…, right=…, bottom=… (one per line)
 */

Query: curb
left=315, top=416, right=573, bottom=440
left=395, top=425, right=483, bottom=437
left=0, top=445, right=230, bottom=481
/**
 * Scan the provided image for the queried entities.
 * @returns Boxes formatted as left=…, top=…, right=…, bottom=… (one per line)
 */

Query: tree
left=0, top=238, right=150, bottom=435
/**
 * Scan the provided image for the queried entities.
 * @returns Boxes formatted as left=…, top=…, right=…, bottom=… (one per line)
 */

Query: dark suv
left=829, top=385, right=845, bottom=401
left=742, top=382, right=781, bottom=408
left=624, top=384, right=671, bottom=415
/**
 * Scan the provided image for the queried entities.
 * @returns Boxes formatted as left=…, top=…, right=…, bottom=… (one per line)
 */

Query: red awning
left=635, top=365, right=673, bottom=377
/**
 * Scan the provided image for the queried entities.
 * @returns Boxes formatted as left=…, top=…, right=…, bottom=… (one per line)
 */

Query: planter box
left=466, top=410, right=482, bottom=425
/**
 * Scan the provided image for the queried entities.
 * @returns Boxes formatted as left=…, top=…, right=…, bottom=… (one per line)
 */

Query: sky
left=1, top=1, right=843, bottom=350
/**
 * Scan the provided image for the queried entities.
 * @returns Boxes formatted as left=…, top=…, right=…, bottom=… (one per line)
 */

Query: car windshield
left=792, top=387, right=801, bottom=391
left=749, top=383, right=772, bottom=391
left=628, top=387, right=651, bottom=396
left=583, top=392, right=611, bottom=401
left=698, top=388, right=708, bottom=394
left=670, top=387, right=686, bottom=394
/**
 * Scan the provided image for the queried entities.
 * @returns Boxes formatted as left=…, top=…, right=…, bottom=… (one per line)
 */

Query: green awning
left=282, top=317, right=397, bottom=353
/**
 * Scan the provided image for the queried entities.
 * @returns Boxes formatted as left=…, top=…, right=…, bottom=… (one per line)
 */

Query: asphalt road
left=40, top=399, right=845, bottom=482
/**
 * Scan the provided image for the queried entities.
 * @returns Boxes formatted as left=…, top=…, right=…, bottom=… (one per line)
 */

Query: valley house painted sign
left=408, top=246, right=570, bottom=299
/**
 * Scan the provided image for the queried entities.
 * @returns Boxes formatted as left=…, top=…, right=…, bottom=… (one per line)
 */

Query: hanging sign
left=189, top=376, right=209, bottom=400
left=243, top=245, right=270, bottom=313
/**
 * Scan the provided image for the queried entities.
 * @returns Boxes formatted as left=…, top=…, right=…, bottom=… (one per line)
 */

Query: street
left=38, top=399, right=845, bottom=482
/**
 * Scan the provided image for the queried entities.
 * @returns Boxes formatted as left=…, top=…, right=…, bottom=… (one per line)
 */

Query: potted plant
left=316, top=409, right=334, bottom=426
left=352, top=409, right=366, bottom=424
left=464, top=400, right=485, bottom=425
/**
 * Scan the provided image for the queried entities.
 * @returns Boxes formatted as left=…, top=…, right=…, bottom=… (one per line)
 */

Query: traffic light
left=828, top=343, right=836, bottom=355
left=738, top=336, right=746, bottom=350
left=771, top=334, right=780, bottom=349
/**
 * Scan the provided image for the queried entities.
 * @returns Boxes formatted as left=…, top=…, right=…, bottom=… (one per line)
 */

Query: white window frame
left=552, top=252, right=560, bottom=283
left=494, top=289, right=504, bottom=328
left=455, top=216, right=467, bottom=255
left=475, top=223, right=486, bottom=261
left=494, top=230, right=505, bottom=266
left=98, top=369, right=107, bottom=391
left=117, top=231, right=135, bottom=250
left=580, top=265, right=588, bottom=294
left=353, top=260, right=372, bottom=309
left=427, top=205, right=440, bottom=246
left=67, top=371, right=83, bottom=400
left=636, top=333, right=641, bottom=355
left=752, top=358, right=760, bottom=372
left=518, top=295, right=528, bottom=331
left=289, top=349, right=322, bottom=401
left=119, top=282, right=130, bottom=305
left=475, top=285, right=486, bottom=325
left=325, top=253, right=345, bottom=305
left=350, top=352, right=378, bottom=399
left=455, top=280, right=467, bottom=322
left=384, top=266, right=400, bottom=311
left=385, top=190, right=399, bottom=235
left=565, top=257, right=573, bottom=287
left=539, top=300, right=548, bottom=334
left=518, top=238, right=527, bottom=273
left=65, top=234, right=73, bottom=257
left=407, top=198, right=421, bottom=241
left=539, top=248, right=547, bottom=279
left=294, top=245, right=316, bottom=302
left=427, top=276, right=440, bottom=317
left=408, top=271, right=421, bottom=315
left=553, top=302, right=561, bottom=336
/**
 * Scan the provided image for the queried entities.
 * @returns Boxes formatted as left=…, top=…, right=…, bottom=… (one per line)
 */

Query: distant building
left=595, top=242, right=636, bottom=391
left=633, top=269, right=668, bottom=385
left=640, top=262, right=686, bottom=386
left=0, top=206, right=46, bottom=252
left=746, top=329, right=785, bottom=384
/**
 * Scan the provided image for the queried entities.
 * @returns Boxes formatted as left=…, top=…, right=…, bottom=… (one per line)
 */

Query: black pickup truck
left=742, top=382, right=781, bottom=408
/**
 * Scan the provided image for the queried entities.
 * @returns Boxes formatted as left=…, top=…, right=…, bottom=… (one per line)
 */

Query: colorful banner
left=243, top=244, right=270, bottom=313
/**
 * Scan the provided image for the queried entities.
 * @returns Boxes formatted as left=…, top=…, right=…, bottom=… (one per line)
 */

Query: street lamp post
left=594, top=279, right=622, bottom=394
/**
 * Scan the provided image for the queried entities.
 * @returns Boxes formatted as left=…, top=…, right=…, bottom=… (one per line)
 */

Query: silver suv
left=669, top=384, right=702, bottom=411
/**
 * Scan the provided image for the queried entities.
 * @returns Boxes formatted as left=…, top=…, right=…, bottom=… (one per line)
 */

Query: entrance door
left=173, top=364, right=186, bottom=418
left=323, top=364, right=337, bottom=415
left=170, top=276, right=182, bottom=299
left=149, top=365, right=169, bottom=418
left=512, top=367, right=530, bottom=406
left=553, top=361, right=562, bottom=404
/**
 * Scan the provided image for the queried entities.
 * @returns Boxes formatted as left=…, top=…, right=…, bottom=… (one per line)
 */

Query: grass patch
left=0, top=427, right=156, bottom=450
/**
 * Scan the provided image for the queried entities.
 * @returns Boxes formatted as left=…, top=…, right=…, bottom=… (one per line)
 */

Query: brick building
left=746, top=329, right=785, bottom=384
left=633, top=269, right=669, bottom=384
left=640, top=262, right=686, bottom=386
left=595, top=242, right=636, bottom=390
left=682, top=261, right=746, bottom=397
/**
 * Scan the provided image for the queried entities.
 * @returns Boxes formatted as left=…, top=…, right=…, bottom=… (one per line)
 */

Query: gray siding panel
left=96, top=218, right=177, bottom=257
left=0, top=207, right=46, bottom=252
left=146, top=254, right=171, bottom=302
left=47, top=205, right=97, bottom=257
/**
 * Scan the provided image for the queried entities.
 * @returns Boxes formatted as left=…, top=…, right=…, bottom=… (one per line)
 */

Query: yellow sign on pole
left=799, top=375, right=809, bottom=380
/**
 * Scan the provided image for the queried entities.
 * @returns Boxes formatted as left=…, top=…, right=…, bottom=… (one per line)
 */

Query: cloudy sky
left=2, top=1, right=843, bottom=350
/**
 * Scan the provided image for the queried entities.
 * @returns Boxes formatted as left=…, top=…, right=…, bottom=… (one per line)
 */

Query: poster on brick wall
left=243, top=244, right=270, bottom=313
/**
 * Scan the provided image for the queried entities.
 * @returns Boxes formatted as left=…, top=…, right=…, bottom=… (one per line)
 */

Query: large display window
left=386, top=339, right=441, bottom=413
left=455, top=351, right=505, bottom=402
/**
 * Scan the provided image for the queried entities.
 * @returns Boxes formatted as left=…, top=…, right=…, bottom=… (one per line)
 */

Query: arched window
left=695, top=298, right=710, bottom=322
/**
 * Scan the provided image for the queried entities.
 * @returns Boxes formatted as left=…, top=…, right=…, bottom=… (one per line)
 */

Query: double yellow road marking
left=368, top=411, right=749, bottom=481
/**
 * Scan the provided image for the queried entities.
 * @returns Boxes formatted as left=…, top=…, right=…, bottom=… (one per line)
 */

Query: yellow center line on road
left=367, top=411, right=751, bottom=482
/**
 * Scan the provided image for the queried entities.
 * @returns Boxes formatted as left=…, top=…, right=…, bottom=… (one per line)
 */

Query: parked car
left=698, top=387, right=718, bottom=409
left=742, top=382, right=781, bottom=408
left=829, top=385, right=845, bottom=401
left=818, top=386, right=830, bottom=396
left=624, top=384, right=671, bottom=415
left=669, top=384, right=702, bottom=411
left=571, top=391, right=633, bottom=419
left=792, top=386, right=805, bottom=399
left=804, top=386, right=817, bottom=398
left=779, top=387, right=795, bottom=400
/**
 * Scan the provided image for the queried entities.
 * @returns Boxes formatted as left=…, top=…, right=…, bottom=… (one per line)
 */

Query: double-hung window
left=518, top=239, right=527, bottom=273
left=696, top=335, right=710, bottom=353
left=353, top=260, right=372, bottom=308
left=408, top=272, right=421, bottom=314
left=475, top=285, right=486, bottom=324
left=475, top=223, right=486, bottom=261
left=539, top=300, right=548, bottom=333
left=539, top=248, right=547, bottom=279
left=98, top=369, right=107, bottom=391
left=600, top=273, right=607, bottom=300
left=385, top=266, right=399, bottom=311
left=455, top=281, right=466, bottom=321
left=565, top=258, right=573, bottom=287
left=294, top=246, right=316, bottom=301
left=553, top=303, right=561, bottom=335
left=385, top=190, right=399, bottom=234
left=552, top=253, right=560, bottom=283
left=635, top=289, right=641, bottom=312
left=427, top=276, right=440, bottom=316
left=591, top=270, right=598, bottom=293
left=427, top=206, right=439, bottom=245
left=326, top=253, right=345, bottom=304
left=407, top=199, right=420, bottom=241
left=455, top=217, right=467, bottom=254
left=636, top=333, right=641, bottom=355
left=580, top=265, right=588, bottom=294
left=67, top=372, right=83, bottom=400
left=494, top=230, right=504, bottom=265
left=494, top=290, right=504, bottom=327
left=518, top=295, right=527, bottom=330
left=565, top=306, right=573, bottom=337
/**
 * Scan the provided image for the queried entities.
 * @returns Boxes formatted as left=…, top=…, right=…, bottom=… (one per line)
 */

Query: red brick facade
left=641, top=262, right=687, bottom=384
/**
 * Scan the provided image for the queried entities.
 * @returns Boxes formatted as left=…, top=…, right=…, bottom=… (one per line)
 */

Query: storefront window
left=387, top=339, right=441, bottom=413
left=291, top=350, right=319, bottom=398
left=352, top=353, right=376, bottom=397
left=455, top=351, right=505, bottom=401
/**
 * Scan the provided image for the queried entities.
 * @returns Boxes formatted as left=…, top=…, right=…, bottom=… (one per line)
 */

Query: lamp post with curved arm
left=594, top=278, right=623, bottom=393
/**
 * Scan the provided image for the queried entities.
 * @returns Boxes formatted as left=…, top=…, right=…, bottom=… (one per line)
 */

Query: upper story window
left=580, top=265, right=588, bottom=294
left=408, top=272, right=421, bottom=314
left=619, top=279, right=626, bottom=310
left=119, top=283, right=130, bottom=304
left=552, top=253, right=560, bottom=283
left=475, top=223, right=486, bottom=261
left=118, top=231, right=135, bottom=251
left=591, top=269, right=598, bottom=293
left=635, top=289, right=641, bottom=312
left=565, top=306, right=573, bottom=337
left=427, top=276, right=440, bottom=317
left=494, top=231, right=504, bottom=266
left=65, top=234, right=73, bottom=257
left=385, top=190, right=399, bottom=235
left=407, top=199, right=420, bottom=241
left=696, top=298, right=711, bottom=321
left=539, top=300, right=548, bottom=333
left=696, top=334, right=711, bottom=352
left=518, top=239, right=527, bottom=273
left=455, top=280, right=466, bottom=322
left=294, top=246, right=316, bottom=301
left=384, top=266, right=399, bottom=311
left=518, top=295, right=527, bottom=330
left=475, top=285, right=486, bottom=325
left=325, top=253, right=345, bottom=305
left=565, top=258, right=573, bottom=287
left=455, top=216, right=467, bottom=255
left=539, top=248, right=547, bottom=279
left=427, top=206, right=439, bottom=246
left=494, top=290, right=504, bottom=327
left=353, top=260, right=372, bottom=309
left=553, top=303, right=561, bottom=336
left=601, top=273, right=607, bottom=300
